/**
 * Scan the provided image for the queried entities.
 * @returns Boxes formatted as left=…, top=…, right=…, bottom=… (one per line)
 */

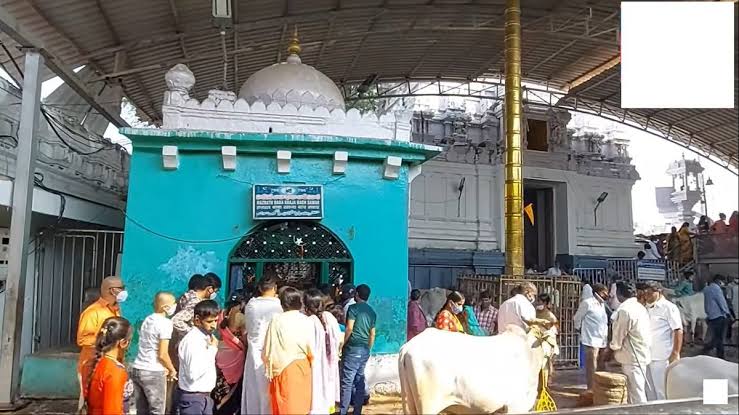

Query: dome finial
left=287, top=25, right=301, bottom=56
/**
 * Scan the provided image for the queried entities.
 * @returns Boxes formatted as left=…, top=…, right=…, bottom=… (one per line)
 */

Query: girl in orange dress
left=434, top=291, right=466, bottom=333
left=83, top=316, right=134, bottom=415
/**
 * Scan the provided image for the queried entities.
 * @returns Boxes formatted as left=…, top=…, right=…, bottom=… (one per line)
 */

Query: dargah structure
left=119, top=36, right=440, bottom=358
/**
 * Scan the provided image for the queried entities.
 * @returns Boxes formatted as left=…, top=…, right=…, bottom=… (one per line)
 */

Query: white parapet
left=161, top=65, right=412, bottom=142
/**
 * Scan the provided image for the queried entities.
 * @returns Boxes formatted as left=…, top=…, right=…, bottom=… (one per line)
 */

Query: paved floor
left=5, top=345, right=736, bottom=414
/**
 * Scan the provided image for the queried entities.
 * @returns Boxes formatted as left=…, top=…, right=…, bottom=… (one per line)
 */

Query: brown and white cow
left=398, top=325, right=557, bottom=414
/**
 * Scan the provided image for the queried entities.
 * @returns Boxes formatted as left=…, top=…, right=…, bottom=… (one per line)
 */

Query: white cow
left=665, top=356, right=739, bottom=399
left=673, top=292, right=708, bottom=344
left=398, top=325, right=557, bottom=414
left=418, top=287, right=451, bottom=326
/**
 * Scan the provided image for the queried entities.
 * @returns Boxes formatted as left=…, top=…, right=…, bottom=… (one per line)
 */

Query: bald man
left=131, top=291, right=177, bottom=415
left=76, top=276, right=127, bottom=406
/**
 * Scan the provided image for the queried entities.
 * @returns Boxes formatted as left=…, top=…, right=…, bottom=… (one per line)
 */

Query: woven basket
left=592, top=374, right=628, bottom=406
left=593, top=371, right=628, bottom=387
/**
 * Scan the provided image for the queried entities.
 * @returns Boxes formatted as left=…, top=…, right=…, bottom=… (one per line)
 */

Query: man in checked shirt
left=473, top=290, right=498, bottom=335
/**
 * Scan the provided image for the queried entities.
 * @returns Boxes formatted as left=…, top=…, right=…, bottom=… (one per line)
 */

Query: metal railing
left=32, top=229, right=123, bottom=352
left=605, top=258, right=681, bottom=286
left=457, top=274, right=582, bottom=368
left=695, top=233, right=739, bottom=261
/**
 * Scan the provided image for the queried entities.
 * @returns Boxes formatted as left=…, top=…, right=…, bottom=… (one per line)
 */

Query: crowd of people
left=75, top=273, right=378, bottom=415
left=574, top=275, right=734, bottom=404
left=645, top=210, right=739, bottom=265
left=74, top=266, right=736, bottom=415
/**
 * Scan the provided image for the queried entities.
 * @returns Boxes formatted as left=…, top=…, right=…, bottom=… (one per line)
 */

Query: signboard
left=253, top=185, right=323, bottom=220
left=637, top=261, right=666, bottom=281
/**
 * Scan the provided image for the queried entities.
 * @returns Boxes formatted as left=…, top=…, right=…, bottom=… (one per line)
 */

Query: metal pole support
left=504, top=0, right=525, bottom=276
left=0, top=50, right=44, bottom=407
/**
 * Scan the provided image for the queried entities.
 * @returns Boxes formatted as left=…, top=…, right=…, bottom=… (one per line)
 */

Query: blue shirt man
left=704, top=281, right=730, bottom=320
left=702, top=277, right=731, bottom=359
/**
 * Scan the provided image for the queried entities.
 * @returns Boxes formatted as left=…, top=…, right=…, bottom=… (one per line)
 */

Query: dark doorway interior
left=524, top=183, right=554, bottom=272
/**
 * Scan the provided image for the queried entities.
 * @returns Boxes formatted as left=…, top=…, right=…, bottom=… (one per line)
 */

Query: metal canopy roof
left=0, top=0, right=736, bottom=171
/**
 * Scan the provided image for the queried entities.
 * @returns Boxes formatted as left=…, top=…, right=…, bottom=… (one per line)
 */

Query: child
left=83, top=316, right=134, bottom=415
left=536, top=293, right=559, bottom=386
left=178, top=300, right=220, bottom=415
left=131, top=291, right=178, bottom=415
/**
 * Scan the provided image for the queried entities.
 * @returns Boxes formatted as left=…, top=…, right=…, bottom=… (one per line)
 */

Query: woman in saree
left=213, top=301, right=246, bottom=415
left=434, top=291, right=466, bottom=333
left=304, top=289, right=342, bottom=414
left=262, top=286, right=314, bottom=415
left=677, top=222, right=694, bottom=265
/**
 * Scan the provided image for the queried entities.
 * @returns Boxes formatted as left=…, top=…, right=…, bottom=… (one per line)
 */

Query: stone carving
left=164, top=64, right=195, bottom=106
left=205, top=89, right=237, bottom=107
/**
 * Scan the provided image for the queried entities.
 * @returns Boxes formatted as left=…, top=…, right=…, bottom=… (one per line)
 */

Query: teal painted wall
left=20, top=353, right=79, bottom=398
left=120, top=131, right=437, bottom=355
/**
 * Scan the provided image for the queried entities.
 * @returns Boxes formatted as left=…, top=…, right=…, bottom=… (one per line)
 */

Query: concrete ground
left=6, top=345, right=737, bottom=414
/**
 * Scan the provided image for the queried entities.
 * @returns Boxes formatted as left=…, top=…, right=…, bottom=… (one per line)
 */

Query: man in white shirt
left=497, top=282, right=552, bottom=332
left=546, top=261, right=562, bottom=277
left=131, top=292, right=178, bottom=415
left=604, top=282, right=652, bottom=404
left=573, top=283, right=609, bottom=390
left=580, top=279, right=593, bottom=303
left=178, top=300, right=220, bottom=415
left=638, top=281, right=683, bottom=401
left=642, top=242, right=661, bottom=260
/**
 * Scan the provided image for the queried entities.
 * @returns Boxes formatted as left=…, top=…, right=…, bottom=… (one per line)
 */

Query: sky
left=3, top=69, right=738, bottom=235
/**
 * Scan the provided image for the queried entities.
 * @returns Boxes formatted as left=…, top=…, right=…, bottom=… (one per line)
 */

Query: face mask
left=210, top=292, right=218, bottom=300
left=164, top=305, right=176, bottom=317
left=116, top=290, right=128, bottom=303
left=535, top=305, right=545, bottom=311
left=451, top=303, right=463, bottom=314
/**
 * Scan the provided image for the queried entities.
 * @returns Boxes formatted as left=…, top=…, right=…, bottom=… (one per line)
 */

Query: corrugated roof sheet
left=0, top=0, right=736, bottom=169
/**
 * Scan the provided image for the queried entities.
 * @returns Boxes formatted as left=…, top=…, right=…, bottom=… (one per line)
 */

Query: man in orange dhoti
left=262, top=286, right=314, bottom=415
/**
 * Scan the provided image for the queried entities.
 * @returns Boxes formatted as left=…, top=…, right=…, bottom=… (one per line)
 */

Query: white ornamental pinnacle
left=165, top=64, right=195, bottom=95
left=237, top=27, right=345, bottom=111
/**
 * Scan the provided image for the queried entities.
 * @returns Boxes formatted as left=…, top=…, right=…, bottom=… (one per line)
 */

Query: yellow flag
left=524, top=203, right=535, bottom=225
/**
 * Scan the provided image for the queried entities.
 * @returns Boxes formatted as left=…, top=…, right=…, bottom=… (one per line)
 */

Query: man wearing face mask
left=131, top=291, right=179, bottom=414
left=172, top=274, right=222, bottom=340
left=76, top=276, right=127, bottom=408
left=637, top=281, right=682, bottom=401
left=497, top=282, right=553, bottom=332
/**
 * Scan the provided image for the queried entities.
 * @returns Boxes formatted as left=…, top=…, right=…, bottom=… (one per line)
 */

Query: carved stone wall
left=0, top=79, right=129, bottom=210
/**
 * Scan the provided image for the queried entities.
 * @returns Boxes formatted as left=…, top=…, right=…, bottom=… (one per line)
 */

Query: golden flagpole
left=504, top=0, right=524, bottom=276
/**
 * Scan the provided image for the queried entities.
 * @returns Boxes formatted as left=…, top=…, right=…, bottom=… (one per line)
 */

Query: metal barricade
left=606, top=258, right=681, bottom=286
left=457, top=274, right=582, bottom=368
left=572, top=268, right=608, bottom=286
left=33, top=229, right=124, bottom=352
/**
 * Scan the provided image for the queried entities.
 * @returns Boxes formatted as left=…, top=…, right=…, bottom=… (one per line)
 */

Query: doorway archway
left=228, top=221, right=353, bottom=294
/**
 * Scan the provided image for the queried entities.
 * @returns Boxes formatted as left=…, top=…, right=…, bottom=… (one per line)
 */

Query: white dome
left=238, top=54, right=345, bottom=111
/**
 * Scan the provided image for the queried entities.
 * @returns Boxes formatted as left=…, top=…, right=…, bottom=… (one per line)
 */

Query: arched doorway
left=228, top=221, right=353, bottom=294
